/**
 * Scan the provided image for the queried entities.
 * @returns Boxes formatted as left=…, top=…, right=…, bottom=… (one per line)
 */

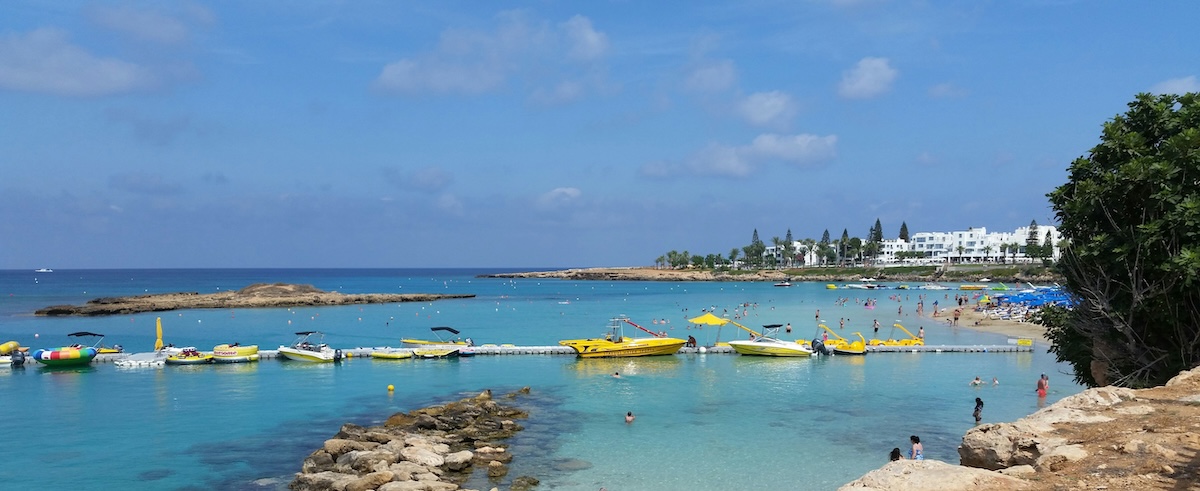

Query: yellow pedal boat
left=166, top=347, right=213, bottom=365
left=559, top=316, right=686, bottom=358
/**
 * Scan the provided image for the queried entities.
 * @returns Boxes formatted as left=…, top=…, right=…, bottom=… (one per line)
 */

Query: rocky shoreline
left=479, top=267, right=1061, bottom=284
left=292, top=388, right=537, bottom=491
left=839, top=366, right=1200, bottom=490
left=34, top=282, right=475, bottom=316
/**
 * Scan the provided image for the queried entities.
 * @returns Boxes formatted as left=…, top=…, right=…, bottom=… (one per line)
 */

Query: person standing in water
left=974, top=397, right=984, bottom=423
left=625, top=411, right=635, bottom=423
left=909, top=435, right=924, bottom=460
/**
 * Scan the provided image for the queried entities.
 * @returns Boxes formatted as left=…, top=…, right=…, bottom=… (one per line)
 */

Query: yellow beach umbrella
left=154, top=317, right=164, bottom=351
left=688, top=312, right=730, bottom=326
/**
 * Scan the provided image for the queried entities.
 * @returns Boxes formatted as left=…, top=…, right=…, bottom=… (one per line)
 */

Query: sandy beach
left=925, top=301, right=1048, bottom=344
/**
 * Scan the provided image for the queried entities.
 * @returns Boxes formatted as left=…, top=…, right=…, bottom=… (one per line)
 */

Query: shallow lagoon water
left=0, top=269, right=1079, bottom=490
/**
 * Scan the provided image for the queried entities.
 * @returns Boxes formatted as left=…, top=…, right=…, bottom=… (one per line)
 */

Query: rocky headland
left=839, top=366, right=1200, bottom=490
left=480, top=267, right=1060, bottom=284
left=291, top=388, right=538, bottom=491
left=35, top=282, right=475, bottom=316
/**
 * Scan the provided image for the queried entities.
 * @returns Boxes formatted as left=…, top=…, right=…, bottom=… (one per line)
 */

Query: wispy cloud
left=87, top=6, right=196, bottom=44
left=373, top=12, right=609, bottom=97
left=383, top=166, right=454, bottom=193
left=0, top=28, right=157, bottom=97
left=561, top=15, right=608, bottom=61
left=642, top=133, right=837, bottom=178
left=737, top=91, right=797, bottom=127
left=928, top=82, right=968, bottom=99
left=109, top=171, right=184, bottom=196
left=684, top=59, right=737, bottom=93
left=838, top=57, right=897, bottom=99
left=1151, top=75, right=1199, bottom=95
left=537, top=187, right=583, bottom=209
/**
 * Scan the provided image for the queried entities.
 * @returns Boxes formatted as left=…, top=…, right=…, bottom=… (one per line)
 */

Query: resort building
left=764, top=225, right=1062, bottom=266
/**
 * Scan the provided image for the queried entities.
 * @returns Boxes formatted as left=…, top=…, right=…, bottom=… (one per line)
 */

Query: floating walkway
left=89, top=343, right=1031, bottom=365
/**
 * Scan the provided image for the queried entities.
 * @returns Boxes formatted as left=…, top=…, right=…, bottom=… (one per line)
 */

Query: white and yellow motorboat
left=559, top=316, right=686, bottom=358
left=212, top=343, right=259, bottom=363
left=278, top=331, right=342, bottom=363
left=727, top=324, right=813, bottom=357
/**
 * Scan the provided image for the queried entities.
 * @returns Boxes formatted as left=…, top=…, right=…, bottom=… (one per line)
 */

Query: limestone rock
left=511, top=476, right=539, bottom=491
left=345, top=471, right=395, bottom=491
left=837, top=460, right=1027, bottom=491
left=1034, top=444, right=1087, bottom=472
left=487, top=460, right=508, bottom=478
left=402, top=446, right=445, bottom=468
left=443, top=450, right=473, bottom=471
left=379, top=481, right=432, bottom=491
left=289, top=471, right=357, bottom=491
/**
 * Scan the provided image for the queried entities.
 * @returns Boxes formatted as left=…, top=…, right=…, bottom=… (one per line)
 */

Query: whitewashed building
left=763, top=225, right=1063, bottom=266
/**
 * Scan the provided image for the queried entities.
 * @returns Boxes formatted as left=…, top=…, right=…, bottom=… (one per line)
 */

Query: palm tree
left=982, top=245, right=993, bottom=263
left=729, top=248, right=739, bottom=269
left=771, top=237, right=784, bottom=269
left=955, top=245, right=966, bottom=263
left=655, top=255, right=665, bottom=269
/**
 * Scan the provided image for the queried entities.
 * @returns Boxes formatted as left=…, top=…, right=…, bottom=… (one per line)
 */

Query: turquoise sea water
left=0, top=269, right=1080, bottom=490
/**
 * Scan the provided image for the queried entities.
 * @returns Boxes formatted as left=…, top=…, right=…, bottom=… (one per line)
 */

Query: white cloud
left=0, top=28, right=157, bottom=96
left=375, top=58, right=506, bottom=94
left=1151, top=75, right=1200, bottom=95
left=737, top=91, right=797, bottom=127
left=537, top=187, right=583, bottom=209
left=928, top=82, right=968, bottom=99
left=642, top=133, right=837, bottom=178
left=561, top=15, right=608, bottom=61
left=838, top=57, right=897, bottom=99
left=87, top=6, right=191, bottom=44
left=685, top=59, right=737, bottom=93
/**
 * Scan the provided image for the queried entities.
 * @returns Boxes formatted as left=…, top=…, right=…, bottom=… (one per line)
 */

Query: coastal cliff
left=35, top=282, right=474, bottom=316
left=839, top=366, right=1200, bottom=490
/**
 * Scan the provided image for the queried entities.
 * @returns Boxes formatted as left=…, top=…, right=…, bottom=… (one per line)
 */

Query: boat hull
left=413, top=348, right=460, bottom=358
left=212, top=344, right=259, bottom=363
left=728, top=339, right=812, bottom=357
left=278, top=346, right=339, bottom=362
left=33, top=347, right=98, bottom=366
left=401, top=339, right=467, bottom=348
left=558, top=337, right=686, bottom=358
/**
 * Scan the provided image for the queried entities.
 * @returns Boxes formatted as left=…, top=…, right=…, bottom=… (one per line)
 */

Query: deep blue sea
left=0, top=269, right=1080, bottom=490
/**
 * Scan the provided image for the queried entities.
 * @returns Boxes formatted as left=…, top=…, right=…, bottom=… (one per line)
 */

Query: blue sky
left=2, top=1, right=1198, bottom=269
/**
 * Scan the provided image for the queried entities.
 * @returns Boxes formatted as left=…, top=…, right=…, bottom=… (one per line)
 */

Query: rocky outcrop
left=839, top=460, right=1028, bottom=491
left=291, top=388, right=538, bottom=491
left=35, top=282, right=474, bottom=316
left=840, top=366, right=1200, bottom=490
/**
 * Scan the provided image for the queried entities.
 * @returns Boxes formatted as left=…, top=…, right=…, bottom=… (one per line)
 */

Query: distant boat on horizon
left=34, top=268, right=53, bottom=273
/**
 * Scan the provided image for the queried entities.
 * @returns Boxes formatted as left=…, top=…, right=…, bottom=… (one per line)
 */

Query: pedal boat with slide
left=727, top=324, right=813, bottom=357
left=559, top=316, right=686, bottom=358
left=278, top=331, right=342, bottom=363
left=212, top=343, right=259, bottom=363
left=32, top=332, right=106, bottom=367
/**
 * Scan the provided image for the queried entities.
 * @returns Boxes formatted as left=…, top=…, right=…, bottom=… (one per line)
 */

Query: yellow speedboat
left=728, top=324, right=812, bottom=357
left=212, top=343, right=259, bottom=363
left=559, top=316, right=686, bottom=358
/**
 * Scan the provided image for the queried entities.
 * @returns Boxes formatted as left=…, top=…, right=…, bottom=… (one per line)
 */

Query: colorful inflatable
left=33, top=346, right=98, bottom=367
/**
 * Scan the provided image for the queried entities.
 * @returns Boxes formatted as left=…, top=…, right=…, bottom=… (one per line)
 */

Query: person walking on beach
left=909, top=435, right=924, bottom=460
left=974, top=397, right=984, bottom=423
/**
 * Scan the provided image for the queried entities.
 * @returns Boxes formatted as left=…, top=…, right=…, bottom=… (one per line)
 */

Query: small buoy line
left=90, top=343, right=1031, bottom=365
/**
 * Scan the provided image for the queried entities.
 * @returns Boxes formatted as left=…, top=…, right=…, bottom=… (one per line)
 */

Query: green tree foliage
left=899, top=221, right=909, bottom=242
left=1046, top=92, right=1200, bottom=387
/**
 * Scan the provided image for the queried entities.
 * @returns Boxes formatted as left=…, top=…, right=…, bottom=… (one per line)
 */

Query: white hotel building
left=769, top=225, right=1063, bottom=265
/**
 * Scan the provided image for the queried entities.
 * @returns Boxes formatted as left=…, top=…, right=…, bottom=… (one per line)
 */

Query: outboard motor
left=10, top=350, right=25, bottom=367
left=811, top=339, right=830, bottom=356
left=333, top=349, right=343, bottom=362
